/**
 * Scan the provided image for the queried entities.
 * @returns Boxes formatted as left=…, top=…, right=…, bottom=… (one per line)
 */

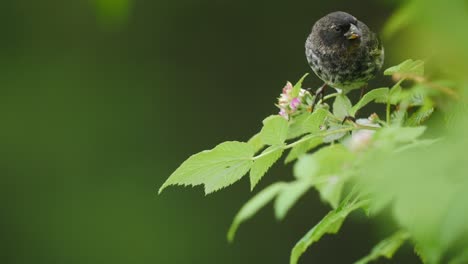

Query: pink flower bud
left=279, top=109, right=289, bottom=120
left=282, top=82, right=293, bottom=95
left=290, top=97, right=301, bottom=111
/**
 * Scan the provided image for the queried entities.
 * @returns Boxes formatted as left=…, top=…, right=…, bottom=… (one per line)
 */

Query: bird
left=305, top=11, right=384, bottom=101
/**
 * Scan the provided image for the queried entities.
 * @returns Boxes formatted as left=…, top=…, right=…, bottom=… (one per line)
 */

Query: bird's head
left=315, top=11, right=363, bottom=47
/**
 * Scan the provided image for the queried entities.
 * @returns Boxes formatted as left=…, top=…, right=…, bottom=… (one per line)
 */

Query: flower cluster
left=277, top=82, right=313, bottom=120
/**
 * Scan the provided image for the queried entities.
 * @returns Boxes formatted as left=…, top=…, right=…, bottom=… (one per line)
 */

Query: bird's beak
left=345, top=24, right=361, bottom=40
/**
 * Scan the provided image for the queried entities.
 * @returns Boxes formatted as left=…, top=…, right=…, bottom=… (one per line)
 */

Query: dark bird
left=305, top=11, right=384, bottom=98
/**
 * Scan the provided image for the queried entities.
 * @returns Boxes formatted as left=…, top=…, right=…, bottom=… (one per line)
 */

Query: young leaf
left=274, top=180, right=312, bottom=220
left=227, top=182, right=286, bottom=242
left=259, top=115, right=289, bottom=145
left=354, top=230, right=410, bottom=264
left=350, top=88, right=389, bottom=116
left=384, top=59, right=424, bottom=77
left=290, top=198, right=368, bottom=264
left=285, top=137, right=323, bottom=164
left=333, top=94, right=352, bottom=119
left=159, top=141, right=254, bottom=195
left=250, top=145, right=284, bottom=190
left=247, top=132, right=265, bottom=154
left=291, top=73, right=309, bottom=98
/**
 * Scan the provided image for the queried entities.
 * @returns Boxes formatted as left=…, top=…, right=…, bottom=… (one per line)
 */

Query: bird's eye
left=331, top=25, right=341, bottom=32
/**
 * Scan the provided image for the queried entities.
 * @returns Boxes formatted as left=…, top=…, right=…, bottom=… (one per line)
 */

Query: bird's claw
left=310, top=83, right=328, bottom=112
left=341, top=116, right=356, bottom=125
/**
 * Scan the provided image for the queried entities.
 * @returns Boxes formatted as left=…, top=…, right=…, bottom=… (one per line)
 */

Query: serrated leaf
left=384, top=59, right=424, bottom=77
left=287, top=109, right=329, bottom=139
left=247, top=132, right=265, bottom=154
left=159, top=141, right=254, bottom=195
left=354, top=230, right=410, bottom=264
left=291, top=73, right=309, bottom=98
left=333, top=94, right=352, bottom=119
left=406, top=105, right=434, bottom=126
left=304, top=108, right=329, bottom=133
left=285, top=137, right=323, bottom=164
left=350, top=88, right=389, bottom=116
left=250, top=145, right=284, bottom=190
left=274, top=180, right=312, bottom=220
left=227, top=182, right=286, bottom=242
left=260, top=115, right=289, bottom=145
left=287, top=113, right=312, bottom=140
left=391, top=108, right=407, bottom=126
left=290, top=198, right=368, bottom=264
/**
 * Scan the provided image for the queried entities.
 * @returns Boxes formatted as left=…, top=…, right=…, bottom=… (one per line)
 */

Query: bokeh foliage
left=2, top=0, right=468, bottom=263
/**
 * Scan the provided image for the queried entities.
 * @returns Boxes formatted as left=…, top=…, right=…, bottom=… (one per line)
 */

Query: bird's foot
left=341, top=115, right=356, bottom=125
left=310, top=83, right=328, bottom=111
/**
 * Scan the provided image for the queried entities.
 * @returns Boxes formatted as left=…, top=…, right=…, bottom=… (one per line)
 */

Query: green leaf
left=274, top=180, right=312, bottom=220
left=350, top=88, right=389, bottom=116
left=287, top=113, right=311, bottom=140
left=406, top=105, right=434, bottom=126
left=304, top=109, right=329, bottom=134
left=250, top=145, right=284, bottom=190
left=290, top=197, right=368, bottom=264
left=293, top=144, right=352, bottom=180
left=375, top=81, right=404, bottom=105
left=384, top=59, right=425, bottom=77
left=247, top=132, right=265, bottom=154
left=354, top=230, right=410, bottom=264
left=227, top=182, right=286, bottom=242
left=159, top=141, right=254, bottom=195
left=374, top=126, right=426, bottom=144
left=323, top=124, right=348, bottom=143
left=287, top=109, right=329, bottom=139
left=285, top=137, right=323, bottom=164
left=333, top=94, right=352, bottom=119
left=291, top=73, right=309, bottom=98
left=260, top=115, right=289, bottom=145
left=316, top=176, right=345, bottom=209
left=293, top=144, right=353, bottom=207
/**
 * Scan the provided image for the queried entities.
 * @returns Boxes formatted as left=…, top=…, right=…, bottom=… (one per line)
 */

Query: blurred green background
left=2, top=0, right=463, bottom=263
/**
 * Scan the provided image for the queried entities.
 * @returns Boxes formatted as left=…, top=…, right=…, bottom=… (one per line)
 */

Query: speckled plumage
left=305, top=11, right=384, bottom=93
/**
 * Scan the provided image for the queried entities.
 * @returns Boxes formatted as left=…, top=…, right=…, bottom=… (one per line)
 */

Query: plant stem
left=386, top=101, right=391, bottom=124
left=252, top=126, right=357, bottom=160
left=318, top=92, right=340, bottom=105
